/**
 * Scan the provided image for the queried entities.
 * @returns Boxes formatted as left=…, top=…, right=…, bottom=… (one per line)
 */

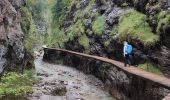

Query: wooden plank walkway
left=43, top=47, right=170, bottom=90
left=163, top=93, right=170, bottom=100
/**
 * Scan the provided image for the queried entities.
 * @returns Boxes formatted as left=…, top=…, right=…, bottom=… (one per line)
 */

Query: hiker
left=123, top=41, right=133, bottom=67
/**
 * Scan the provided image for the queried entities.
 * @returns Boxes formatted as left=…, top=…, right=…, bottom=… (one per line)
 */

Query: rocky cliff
left=0, top=0, right=33, bottom=74
left=46, top=0, right=170, bottom=77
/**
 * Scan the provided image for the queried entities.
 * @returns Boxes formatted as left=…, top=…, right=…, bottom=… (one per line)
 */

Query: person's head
left=124, top=41, right=128, bottom=46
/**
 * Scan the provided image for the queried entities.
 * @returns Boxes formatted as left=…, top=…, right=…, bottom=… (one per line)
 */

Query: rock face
left=0, top=0, right=32, bottom=74
left=52, top=0, right=170, bottom=77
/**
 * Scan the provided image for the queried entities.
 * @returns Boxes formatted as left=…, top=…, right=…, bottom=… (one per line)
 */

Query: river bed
left=28, top=57, right=115, bottom=100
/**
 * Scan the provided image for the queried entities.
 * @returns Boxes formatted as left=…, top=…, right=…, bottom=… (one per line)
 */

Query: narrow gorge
left=0, top=0, right=170, bottom=100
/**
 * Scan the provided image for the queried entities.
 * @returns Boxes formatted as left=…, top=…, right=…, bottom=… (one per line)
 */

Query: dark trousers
left=124, top=54, right=132, bottom=67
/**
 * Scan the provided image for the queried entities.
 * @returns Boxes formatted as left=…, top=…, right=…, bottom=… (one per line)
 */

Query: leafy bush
left=0, top=70, right=35, bottom=99
left=138, top=63, right=163, bottom=76
left=92, top=16, right=105, bottom=36
left=118, top=10, right=159, bottom=47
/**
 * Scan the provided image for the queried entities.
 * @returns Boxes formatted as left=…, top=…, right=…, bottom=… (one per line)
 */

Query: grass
left=92, top=16, right=105, bottom=36
left=138, top=63, right=163, bottom=76
left=0, top=70, right=36, bottom=99
left=118, top=10, right=160, bottom=47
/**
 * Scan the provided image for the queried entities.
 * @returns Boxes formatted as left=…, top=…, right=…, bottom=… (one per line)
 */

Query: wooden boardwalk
left=43, top=47, right=170, bottom=90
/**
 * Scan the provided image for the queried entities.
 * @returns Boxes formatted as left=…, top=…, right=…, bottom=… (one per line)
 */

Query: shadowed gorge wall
left=43, top=48, right=170, bottom=100
left=0, top=0, right=34, bottom=74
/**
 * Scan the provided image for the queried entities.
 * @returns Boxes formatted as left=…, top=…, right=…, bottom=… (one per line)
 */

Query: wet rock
left=51, top=85, right=67, bottom=96
left=37, top=71, right=51, bottom=77
left=73, top=86, right=80, bottom=89
left=106, top=7, right=124, bottom=25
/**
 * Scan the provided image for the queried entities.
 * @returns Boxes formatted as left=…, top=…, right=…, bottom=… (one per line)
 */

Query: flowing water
left=28, top=56, right=115, bottom=100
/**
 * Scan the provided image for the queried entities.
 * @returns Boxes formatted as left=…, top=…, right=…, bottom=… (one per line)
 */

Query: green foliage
left=27, top=0, right=47, bottom=21
left=92, top=16, right=105, bottom=36
left=0, top=70, right=35, bottom=99
left=157, top=11, right=170, bottom=34
left=20, top=7, right=42, bottom=54
left=52, top=0, right=71, bottom=21
left=78, top=34, right=90, bottom=51
left=111, top=26, right=118, bottom=35
left=47, top=28, right=67, bottom=48
left=47, top=20, right=84, bottom=48
left=20, top=7, right=31, bottom=34
left=67, top=20, right=85, bottom=40
left=118, top=10, right=159, bottom=47
left=138, top=63, right=163, bottom=76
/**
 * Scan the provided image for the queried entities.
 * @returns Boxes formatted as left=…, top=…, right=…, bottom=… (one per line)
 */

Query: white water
left=29, top=57, right=115, bottom=100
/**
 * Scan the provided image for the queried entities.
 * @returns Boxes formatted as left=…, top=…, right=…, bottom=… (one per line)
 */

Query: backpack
left=127, top=44, right=133, bottom=54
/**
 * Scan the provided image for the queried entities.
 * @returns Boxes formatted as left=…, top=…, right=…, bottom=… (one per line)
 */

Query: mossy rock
left=157, top=11, right=170, bottom=34
left=118, top=10, right=160, bottom=47
left=78, top=34, right=90, bottom=52
left=92, top=16, right=105, bottom=36
left=51, top=85, right=67, bottom=96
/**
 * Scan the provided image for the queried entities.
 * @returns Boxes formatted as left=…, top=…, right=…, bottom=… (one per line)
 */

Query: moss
left=67, top=20, right=85, bottom=40
left=118, top=10, right=160, bottom=47
left=104, top=40, right=111, bottom=47
left=92, top=16, right=105, bottom=36
left=0, top=70, right=36, bottom=99
left=111, top=26, right=118, bottom=35
left=86, top=29, right=93, bottom=36
left=157, top=11, right=170, bottom=34
left=74, top=0, right=95, bottom=20
left=138, top=63, right=163, bottom=76
left=78, top=34, right=90, bottom=52
left=51, top=86, right=67, bottom=96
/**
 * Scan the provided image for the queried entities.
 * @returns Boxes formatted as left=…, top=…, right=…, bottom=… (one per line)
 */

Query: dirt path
left=28, top=56, right=115, bottom=100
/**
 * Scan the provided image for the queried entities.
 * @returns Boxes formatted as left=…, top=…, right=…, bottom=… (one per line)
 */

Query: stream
left=28, top=56, right=115, bottom=100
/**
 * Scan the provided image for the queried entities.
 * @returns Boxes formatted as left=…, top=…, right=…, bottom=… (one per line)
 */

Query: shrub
left=0, top=70, right=36, bottom=99
left=118, top=10, right=160, bottom=47
left=92, top=16, right=105, bottom=36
